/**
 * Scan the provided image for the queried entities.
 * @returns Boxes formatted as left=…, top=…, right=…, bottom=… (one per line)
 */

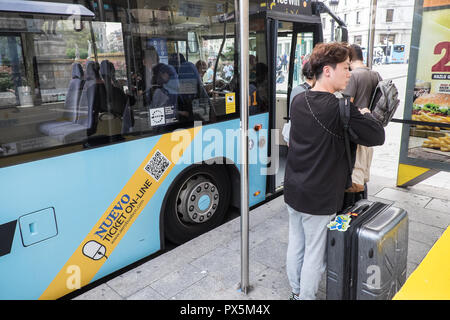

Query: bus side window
left=250, top=62, right=269, bottom=115
left=169, top=53, right=211, bottom=122
left=39, top=63, right=85, bottom=136
left=0, top=35, right=28, bottom=108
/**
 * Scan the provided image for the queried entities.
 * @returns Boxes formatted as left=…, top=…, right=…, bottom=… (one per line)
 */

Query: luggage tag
left=327, top=214, right=352, bottom=232
left=346, top=212, right=359, bottom=217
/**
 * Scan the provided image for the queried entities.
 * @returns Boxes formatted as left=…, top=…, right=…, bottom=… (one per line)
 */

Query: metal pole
left=367, top=0, right=377, bottom=69
left=97, top=0, right=106, bottom=21
left=238, top=0, right=250, bottom=294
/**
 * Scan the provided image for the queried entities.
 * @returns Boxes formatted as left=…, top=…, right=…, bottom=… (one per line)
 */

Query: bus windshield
left=394, top=45, right=405, bottom=52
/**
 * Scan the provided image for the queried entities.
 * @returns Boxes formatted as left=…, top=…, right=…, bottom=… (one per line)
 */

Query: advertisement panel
left=397, top=0, right=450, bottom=187
left=406, top=0, right=450, bottom=164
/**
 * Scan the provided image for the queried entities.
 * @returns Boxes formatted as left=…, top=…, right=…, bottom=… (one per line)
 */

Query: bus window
left=248, top=18, right=269, bottom=115
left=194, top=19, right=236, bottom=117
left=0, top=35, right=27, bottom=108
left=125, top=2, right=241, bottom=134
left=0, top=13, right=102, bottom=158
left=394, top=45, right=405, bottom=52
left=92, top=21, right=129, bottom=138
left=292, top=32, right=314, bottom=89
left=276, top=22, right=295, bottom=95
left=1, top=0, right=264, bottom=164
left=187, top=32, right=199, bottom=54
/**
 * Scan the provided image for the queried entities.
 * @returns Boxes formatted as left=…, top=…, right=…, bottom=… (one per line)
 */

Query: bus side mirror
left=72, top=15, right=83, bottom=32
left=334, top=26, right=348, bottom=42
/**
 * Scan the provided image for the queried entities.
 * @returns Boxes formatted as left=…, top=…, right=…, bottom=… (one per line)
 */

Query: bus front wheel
left=164, top=165, right=231, bottom=244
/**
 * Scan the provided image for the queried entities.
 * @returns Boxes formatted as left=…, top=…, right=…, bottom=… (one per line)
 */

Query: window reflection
left=0, top=0, right=268, bottom=161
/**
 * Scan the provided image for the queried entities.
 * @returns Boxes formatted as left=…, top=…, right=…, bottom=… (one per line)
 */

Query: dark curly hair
left=302, top=61, right=314, bottom=80
left=309, top=42, right=353, bottom=79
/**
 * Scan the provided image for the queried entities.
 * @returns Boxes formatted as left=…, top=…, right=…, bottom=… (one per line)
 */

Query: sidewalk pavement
left=73, top=174, right=450, bottom=300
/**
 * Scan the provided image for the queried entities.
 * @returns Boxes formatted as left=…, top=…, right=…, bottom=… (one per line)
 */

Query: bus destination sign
left=261, top=0, right=312, bottom=15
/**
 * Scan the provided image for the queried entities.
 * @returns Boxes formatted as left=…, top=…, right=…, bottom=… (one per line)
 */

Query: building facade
left=321, top=0, right=414, bottom=59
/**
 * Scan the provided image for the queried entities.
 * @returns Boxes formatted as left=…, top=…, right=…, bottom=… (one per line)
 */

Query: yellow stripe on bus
left=39, top=127, right=200, bottom=300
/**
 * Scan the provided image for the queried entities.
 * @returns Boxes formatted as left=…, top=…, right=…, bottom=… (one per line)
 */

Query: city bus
left=378, top=44, right=407, bottom=64
left=0, top=0, right=346, bottom=299
left=361, top=44, right=406, bottom=65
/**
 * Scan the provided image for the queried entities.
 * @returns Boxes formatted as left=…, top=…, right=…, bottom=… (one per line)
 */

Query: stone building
left=321, top=0, right=414, bottom=59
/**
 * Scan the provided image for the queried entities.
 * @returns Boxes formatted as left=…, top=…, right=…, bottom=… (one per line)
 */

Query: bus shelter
left=396, top=0, right=450, bottom=187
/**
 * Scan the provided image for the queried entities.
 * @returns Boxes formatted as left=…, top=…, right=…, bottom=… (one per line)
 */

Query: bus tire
left=164, top=165, right=231, bottom=245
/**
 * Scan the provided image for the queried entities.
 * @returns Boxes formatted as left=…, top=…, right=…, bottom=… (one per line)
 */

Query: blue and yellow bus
left=390, top=44, right=406, bottom=64
left=378, top=44, right=407, bottom=64
left=0, top=0, right=346, bottom=299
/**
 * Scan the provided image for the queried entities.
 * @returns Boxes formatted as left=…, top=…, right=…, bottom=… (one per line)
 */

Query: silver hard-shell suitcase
left=326, top=199, right=408, bottom=300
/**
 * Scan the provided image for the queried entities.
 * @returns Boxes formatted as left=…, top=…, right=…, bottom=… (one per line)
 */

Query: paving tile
left=127, top=286, right=165, bottom=300
left=73, top=284, right=123, bottom=300
left=216, top=287, right=253, bottom=300
left=254, top=267, right=289, bottom=292
left=150, top=264, right=206, bottom=298
left=409, top=184, right=450, bottom=202
left=107, top=249, right=192, bottom=298
left=169, top=229, right=232, bottom=262
left=407, top=239, right=432, bottom=265
left=249, top=203, right=279, bottom=228
left=250, top=218, right=289, bottom=245
left=250, top=238, right=288, bottom=270
left=421, top=171, right=450, bottom=190
left=425, top=198, right=450, bottom=214
left=242, top=284, right=285, bottom=300
left=375, top=187, right=432, bottom=207
left=367, top=195, right=394, bottom=205
left=266, top=195, right=287, bottom=214
left=222, top=229, right=267, bottom=252
left=393, top=201, right=450, bottom=230
left=408, top=220, right=446, bottom=247
left=171, top=275, right=229, bottom=300
left=367, top=176, right=396, bottom=196
left=215, top=215, right=241, bottom=235
left=407, top=262, right=419, bottom=279
left=190, top=246, right=268, bottom=289
left=370, top=159, right=399, bottom=179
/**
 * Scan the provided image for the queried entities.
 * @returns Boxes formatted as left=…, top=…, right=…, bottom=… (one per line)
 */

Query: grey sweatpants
left=286, top=204, right=335, bottom=300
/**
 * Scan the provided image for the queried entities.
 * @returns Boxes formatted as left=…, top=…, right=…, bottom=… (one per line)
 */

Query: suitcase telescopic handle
left=352, top=204, right=370, bottom=214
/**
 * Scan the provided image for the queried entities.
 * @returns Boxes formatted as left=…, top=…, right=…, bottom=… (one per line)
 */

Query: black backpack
left=339, top=97, right=367, bottom=212
left=338, top=97, right=357, bottom=184
left=368, top=79, right=400, bottom=127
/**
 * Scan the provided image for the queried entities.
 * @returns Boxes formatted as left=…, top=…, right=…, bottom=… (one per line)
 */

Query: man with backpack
left=284, top=42, right=385, bottom=300
left=341, top=44, right=382, bottom=207
left=282, top=61, right=315, bottom=146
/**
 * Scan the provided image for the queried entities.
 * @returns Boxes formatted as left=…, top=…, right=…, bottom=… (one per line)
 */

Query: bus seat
left=39, top=63, right=85, bottom=135
left=45, top=61, right=104, bottom=143
left=100, top=60, right=127, bottom=117
left=169, top=53, right=210, bottom=121
left=150, top=63, right=179, bottom=108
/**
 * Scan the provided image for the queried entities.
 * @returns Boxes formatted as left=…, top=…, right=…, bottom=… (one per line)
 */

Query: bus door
left=269, top=20, right=317, bottom=192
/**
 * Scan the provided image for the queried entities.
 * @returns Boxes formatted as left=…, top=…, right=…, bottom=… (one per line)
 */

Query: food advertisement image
left=407, top=0, right=450, bottom=163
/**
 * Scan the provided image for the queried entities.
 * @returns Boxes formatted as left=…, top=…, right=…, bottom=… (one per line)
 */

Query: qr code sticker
left=144, top=150, right=171, bottom=181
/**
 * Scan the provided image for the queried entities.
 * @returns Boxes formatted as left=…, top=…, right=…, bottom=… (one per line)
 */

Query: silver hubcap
left=177, top=175, right=220, bottom=224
